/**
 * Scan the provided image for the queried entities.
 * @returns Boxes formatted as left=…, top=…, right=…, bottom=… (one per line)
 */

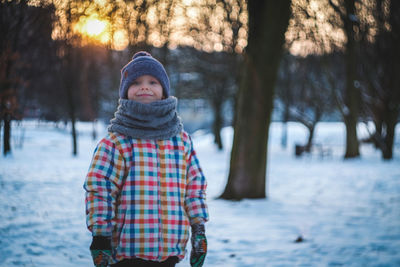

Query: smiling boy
left=84, top=52, right=209, bottom=267
left=127, top=75, right=163, bottom=103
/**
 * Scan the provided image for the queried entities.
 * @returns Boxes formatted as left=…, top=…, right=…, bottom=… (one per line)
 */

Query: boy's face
left=127, top=75, right=163, bottom=104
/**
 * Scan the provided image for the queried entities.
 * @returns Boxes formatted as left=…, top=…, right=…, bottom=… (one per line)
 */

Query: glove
left=90, top=236, right=112, bottom=267
left=190, top=224, right=207, bottom=267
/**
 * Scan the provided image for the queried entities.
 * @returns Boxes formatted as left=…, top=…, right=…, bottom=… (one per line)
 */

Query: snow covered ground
left=0, top=121, right=399, bottom=267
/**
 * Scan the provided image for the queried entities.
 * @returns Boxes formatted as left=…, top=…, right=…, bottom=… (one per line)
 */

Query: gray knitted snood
left=108, top=96, right=183, bottom=140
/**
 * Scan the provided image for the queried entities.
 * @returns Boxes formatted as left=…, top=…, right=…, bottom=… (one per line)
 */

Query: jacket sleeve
left=84, top=137, right=126, bottom=237
left=185, top=135, right=209, bottom=225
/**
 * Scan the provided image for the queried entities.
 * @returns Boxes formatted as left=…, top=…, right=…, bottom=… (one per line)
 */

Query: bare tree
left=219, top=0, right=292, bottom=200
left=275, top=52, right=296, bottom=149
left=288, top=54, right=336, bottom=152
left=153, top=0, right=179, bottom=62
left=53, top=0, right=89, bottom=156
left=287, top=0, right=365, bottom=158
left=359, top=0, right=400, bottom=159
left=194, top=51, right=237, bottom=150
left=185, top=0, right=246, bottom=149
left=329, top=0, right=361, bottom=158
left=0, top=0, right=55, bottom=155
left=121, top=0, right=153, bottom=53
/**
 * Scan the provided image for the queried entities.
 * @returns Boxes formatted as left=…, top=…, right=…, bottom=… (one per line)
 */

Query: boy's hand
left=90, top=236, right=112, bottom=267
left=190, top=224, right=207, bottom=267
left=90, top=249, right=111, bottom=267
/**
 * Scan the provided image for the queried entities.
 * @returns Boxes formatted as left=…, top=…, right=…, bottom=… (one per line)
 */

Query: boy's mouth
left=137, top=93, right=154, bottom=97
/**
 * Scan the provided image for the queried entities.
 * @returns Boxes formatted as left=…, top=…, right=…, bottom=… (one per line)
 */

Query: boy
left=84, top=51, right=209, bottom=267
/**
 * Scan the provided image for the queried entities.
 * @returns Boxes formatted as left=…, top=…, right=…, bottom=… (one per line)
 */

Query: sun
left=74, top=15, right=110, bottom=44
left=84, top=18, right=107, bottom=36
left=73, top=15, right=128, bottom=50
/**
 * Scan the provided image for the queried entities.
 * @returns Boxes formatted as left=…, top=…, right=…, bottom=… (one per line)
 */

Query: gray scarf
left=108, top=97, right=183, bottom=140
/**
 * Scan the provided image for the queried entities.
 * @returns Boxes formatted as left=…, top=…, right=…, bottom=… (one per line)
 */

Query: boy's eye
left=132, top=81, right=139, bottom=85
left=150, top=81, right=157, bottom=85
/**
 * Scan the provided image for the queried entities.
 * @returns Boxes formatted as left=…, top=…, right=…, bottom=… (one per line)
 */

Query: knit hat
left=119, top=51, right=170, bottom=99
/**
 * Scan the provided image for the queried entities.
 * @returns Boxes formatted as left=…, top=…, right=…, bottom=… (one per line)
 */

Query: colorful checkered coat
left=84, top=131, right=209, bottom=263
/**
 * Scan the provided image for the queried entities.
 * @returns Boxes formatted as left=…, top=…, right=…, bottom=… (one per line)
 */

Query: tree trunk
left=373, top=118, right=383, bottom=149
left=64, top=48, right=78, bottom=157
left=305, top=124, right=315, bottom=152
left=382, top=0, right=400, bottom=160
left=212, top=97, right=224, bottom=150
left=382, top=108, right=398, bottom=160
left=67, top=83, right=77, bottom=156
left=219, top=0, right=291, bottom=200
left=71, top=113, right=77, bottom=156
left=212, top=104, right=223, bottom=150
left=343, top=0, right=360, bottom=158
left=281, top=105, right=289, bottom=149
left=92, top=120, right=97, bottom=141
left=3, top=113, right=11, bottom=156
left=344, top=116, right=359, bottom=158
left=281, top=121, right=288, bottom=149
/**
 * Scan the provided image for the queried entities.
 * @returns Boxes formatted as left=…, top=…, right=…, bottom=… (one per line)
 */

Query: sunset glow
left=74, top=15, right=111, bottom=45
left=52, top=1, right=248, bottom=53
left=83, top=18, right=106, bottom=36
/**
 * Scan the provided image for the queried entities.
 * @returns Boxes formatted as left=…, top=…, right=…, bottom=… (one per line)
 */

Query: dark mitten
left=90, top=236, right=112, bottom=267
left=190, top=224, right=207, bottom=267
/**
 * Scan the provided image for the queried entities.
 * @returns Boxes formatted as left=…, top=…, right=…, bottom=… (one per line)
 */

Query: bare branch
left=328, top=0, right=347, bottom=22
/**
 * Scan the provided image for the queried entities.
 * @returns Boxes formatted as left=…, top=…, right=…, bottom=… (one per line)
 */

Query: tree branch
left=328, top=0, right=347, bottom=22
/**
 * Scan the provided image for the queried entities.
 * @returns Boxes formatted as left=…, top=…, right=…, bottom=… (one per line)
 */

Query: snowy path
left=0, top=121, right=399, bottom=267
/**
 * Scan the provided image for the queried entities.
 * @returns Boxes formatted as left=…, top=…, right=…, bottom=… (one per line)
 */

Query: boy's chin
left=132, top=98, right=159, bottom=104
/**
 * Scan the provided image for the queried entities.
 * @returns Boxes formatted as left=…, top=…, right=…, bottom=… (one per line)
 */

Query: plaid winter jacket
left=84, top=131, right=208, bottom=263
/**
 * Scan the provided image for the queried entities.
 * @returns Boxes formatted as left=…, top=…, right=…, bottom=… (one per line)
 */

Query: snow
left=1, top=121, right=399, bottom=267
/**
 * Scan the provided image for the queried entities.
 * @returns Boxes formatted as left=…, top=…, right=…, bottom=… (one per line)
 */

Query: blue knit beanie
left=119, top=51, right=170, bottom=99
